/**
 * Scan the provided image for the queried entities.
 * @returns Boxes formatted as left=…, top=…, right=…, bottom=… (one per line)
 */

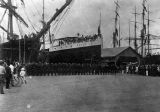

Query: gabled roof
left=101, top=47, right=136, bottom=58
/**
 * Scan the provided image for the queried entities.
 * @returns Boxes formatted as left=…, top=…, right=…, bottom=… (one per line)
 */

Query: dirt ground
left=0, top=75, right=160, bottom=112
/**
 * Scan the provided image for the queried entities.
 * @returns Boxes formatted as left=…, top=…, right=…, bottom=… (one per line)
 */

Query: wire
left=16, top=18, right=24, bottom=38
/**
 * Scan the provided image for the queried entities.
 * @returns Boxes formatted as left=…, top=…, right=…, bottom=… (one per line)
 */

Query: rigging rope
left=54, top=6, right=71, bottom=36
left=0, top=9, right=7, bottom=25
left=15, top=0, right=24, bottom=37
left=52, top=7, right=70, bottom=35
left=55, top=2, right=73, bottom=35
left=52, top=0, right=74, bottom=34
left=16, top=18, right=24, bottom=38
left=49, top=0, right=74, bottom=46
left=22, top=7, right=38, bottom=32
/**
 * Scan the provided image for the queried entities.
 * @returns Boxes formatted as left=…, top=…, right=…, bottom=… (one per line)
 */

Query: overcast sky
left=1, top=0, right=160, bottom=51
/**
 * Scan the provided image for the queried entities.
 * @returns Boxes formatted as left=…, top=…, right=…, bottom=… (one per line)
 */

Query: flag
left=98, top=25, right=101, bottom=35
left=115, top=28, right=118, bottom=36
left=113, top=32, right=118, bottom=46
left=98, top=11, right=101, bottom=35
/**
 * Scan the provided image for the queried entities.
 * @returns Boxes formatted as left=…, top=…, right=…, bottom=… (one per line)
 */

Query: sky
left=1, top=0, right=160, bottom=52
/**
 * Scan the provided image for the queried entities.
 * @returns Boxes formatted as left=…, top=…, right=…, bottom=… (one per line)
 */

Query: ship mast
left=128, top=20, right=131, bottom=46
left=113, top=0, right=120, bottom=48
left=42, top=0, right=45, bottom=49
left=7, top=0, right=13, bottom=40
left=7, top=0, right=14, bottom=62
left=98, top=11, right=103, bottom=49
left=35, top=0, right=73, bottom=40
left=134, top=6, right=138, bottom=52
left=141, top=0, right=147, bottom=56
left=118, top=19, right=121, bottom=47
left=147, top=5, right=150, bottom=55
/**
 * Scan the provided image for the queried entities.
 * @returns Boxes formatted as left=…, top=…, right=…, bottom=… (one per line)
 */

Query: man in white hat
left=0, top=60, right=6, bottom=94
left=20, top=67, right=27, bottom=84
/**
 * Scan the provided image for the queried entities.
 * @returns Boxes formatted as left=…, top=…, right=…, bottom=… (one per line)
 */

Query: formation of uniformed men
left=26, top=63, right=160, bottom=77
left=26, top=63, right=123, bottom=76
left=1, top=60, right=160, bottom=93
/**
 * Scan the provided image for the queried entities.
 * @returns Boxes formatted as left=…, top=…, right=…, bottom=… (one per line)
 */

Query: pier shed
left=101, top=47, right=141, bottom=66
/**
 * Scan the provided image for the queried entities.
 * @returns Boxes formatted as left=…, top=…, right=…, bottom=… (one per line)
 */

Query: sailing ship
left=0, top=0, right=104, bottom=64
left=0, top=0, right=40, bottom=63
left=0, top=0, right=73, bottom=63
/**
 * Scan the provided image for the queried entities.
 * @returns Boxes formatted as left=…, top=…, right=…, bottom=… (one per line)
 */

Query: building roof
left=101, top=47, right=138, bottom=58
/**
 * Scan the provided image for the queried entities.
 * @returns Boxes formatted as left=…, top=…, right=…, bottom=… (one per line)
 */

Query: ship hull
left=0, top=38, right=40, bottom=63
left=49, top=45, right=101, bottom=63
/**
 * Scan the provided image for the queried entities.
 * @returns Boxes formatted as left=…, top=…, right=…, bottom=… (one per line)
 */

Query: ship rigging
left=0, top=0, right=74, bottom=63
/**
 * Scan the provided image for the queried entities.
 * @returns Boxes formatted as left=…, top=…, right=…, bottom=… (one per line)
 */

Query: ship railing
left=50, top=37, right=101, bottom=51
left=59, top=36, right=101, bottom=46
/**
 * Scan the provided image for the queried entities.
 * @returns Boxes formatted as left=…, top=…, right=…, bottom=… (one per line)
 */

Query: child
left=20, top=67, right=27, bottom=84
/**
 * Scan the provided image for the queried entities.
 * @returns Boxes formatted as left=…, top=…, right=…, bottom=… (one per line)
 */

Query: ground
left=0, top=74, right=160, bottom=112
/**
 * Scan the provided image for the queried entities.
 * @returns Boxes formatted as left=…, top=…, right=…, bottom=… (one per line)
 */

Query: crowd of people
left=124, top=64, right=160, bottom=76
left=0, top=60, right=26, bottom=94
left=58, top=34, right=100, bottom=46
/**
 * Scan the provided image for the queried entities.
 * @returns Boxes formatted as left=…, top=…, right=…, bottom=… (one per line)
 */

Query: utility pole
left=113, top=0, right=120, bottom=48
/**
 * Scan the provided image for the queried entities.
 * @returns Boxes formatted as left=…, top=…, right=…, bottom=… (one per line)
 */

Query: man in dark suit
left=0, top=60, right=6, bottom=94
left=4, top=61, right=12, bottom=89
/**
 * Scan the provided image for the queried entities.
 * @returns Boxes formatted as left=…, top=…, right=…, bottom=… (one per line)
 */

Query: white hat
left=21, top=68, right=25, bottom=71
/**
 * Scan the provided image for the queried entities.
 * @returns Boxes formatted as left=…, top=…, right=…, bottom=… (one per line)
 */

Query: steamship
left=48, top=33, right=103, bottom=63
